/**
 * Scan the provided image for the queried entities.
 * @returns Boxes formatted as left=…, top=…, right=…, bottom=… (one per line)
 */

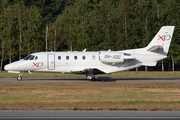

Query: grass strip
left=0, top=82, right=180, bottom=111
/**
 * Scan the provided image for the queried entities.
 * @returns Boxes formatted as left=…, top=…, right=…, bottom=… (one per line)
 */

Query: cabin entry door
left=47, top=54, right=55, bottom=70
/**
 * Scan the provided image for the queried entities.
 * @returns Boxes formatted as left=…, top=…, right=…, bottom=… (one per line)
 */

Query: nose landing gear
left=17, top=76, right=22, bottom=81
left=17, top=72, right=24, bottom=81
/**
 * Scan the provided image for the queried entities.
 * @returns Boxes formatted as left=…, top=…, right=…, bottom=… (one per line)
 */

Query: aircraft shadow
left=94, top=77, right=180, bottom=82
left=23, top=77, right=180, bottom=83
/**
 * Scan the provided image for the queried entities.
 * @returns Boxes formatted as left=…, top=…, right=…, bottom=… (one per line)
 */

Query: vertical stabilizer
left=146, top=26, right=175, bottom=56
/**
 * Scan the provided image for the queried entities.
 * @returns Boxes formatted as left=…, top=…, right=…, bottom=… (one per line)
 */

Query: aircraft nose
left=4, top=64, right=12, bottom=71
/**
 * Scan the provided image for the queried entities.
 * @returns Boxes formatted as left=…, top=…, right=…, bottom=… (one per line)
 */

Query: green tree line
left=0, top=0, right=180, bottom=71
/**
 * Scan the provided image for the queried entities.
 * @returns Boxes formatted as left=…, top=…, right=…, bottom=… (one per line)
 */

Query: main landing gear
left=17, top=72, right=24, bottom=81
left=86, top=69, right=96, bottom=81
left=86, top=75, right=96, bottom=81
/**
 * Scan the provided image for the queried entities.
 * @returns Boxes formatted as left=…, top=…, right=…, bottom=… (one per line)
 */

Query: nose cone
left=4, top=60, right=28, bottom=71
left=4, top=64, right=12, bottom=71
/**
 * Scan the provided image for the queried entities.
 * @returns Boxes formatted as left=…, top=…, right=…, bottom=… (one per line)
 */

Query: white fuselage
left=4, top=50, right=166, bottom=74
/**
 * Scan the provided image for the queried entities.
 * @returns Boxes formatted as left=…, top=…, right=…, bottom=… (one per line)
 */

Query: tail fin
left=146, top=26, right=175, bottom=56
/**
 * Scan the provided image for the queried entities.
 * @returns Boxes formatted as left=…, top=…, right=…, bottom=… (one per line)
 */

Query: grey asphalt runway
left=0, top=77, right=180, bottom=83
left=0, top=110, right=180, bottom=120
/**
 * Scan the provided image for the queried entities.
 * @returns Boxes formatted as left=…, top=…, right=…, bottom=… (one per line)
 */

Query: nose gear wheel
left=17, top=72, right=24, bottom=81
left=17, top=76, right=22, bottom=81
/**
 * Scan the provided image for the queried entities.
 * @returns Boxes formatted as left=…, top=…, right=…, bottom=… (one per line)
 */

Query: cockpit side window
left=34, top=56, right=38, bottom=60
left=23, top=55, right=32, bottom=60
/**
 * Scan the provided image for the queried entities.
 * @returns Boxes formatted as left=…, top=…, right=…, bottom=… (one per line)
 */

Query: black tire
left=90, top=76, right=96, bottom=81
left=17, top=76, right=22, bottom=81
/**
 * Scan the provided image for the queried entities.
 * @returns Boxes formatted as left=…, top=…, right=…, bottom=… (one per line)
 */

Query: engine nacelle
left=99, top=51, right=124, bottom=63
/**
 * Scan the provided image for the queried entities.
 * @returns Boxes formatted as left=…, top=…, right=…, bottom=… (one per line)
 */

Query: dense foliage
left=0, top=0, right=180, bottom=71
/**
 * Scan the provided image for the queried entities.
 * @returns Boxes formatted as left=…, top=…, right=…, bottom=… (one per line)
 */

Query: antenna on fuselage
left=83, top=49, right=86, bottom=52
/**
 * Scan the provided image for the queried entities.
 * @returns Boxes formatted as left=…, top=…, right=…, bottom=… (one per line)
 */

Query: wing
left=70, top=68, right=106, bottom=75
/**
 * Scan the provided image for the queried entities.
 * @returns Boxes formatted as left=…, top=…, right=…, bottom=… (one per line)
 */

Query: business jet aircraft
left=4, top=26, right=175, bottom=81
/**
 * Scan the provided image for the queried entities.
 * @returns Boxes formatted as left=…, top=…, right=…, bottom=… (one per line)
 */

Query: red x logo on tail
left=157, top=35, right=165, bottom=41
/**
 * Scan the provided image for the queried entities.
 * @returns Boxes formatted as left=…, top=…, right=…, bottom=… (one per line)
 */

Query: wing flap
left=70, top=68, right=91, bottom=74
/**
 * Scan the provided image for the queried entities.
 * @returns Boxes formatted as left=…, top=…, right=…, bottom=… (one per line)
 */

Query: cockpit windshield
left=29, top=56, right=35, bottom=60
left=23, top=55, right=32, bottom=60
left=23, top=55, right=37, bottom=60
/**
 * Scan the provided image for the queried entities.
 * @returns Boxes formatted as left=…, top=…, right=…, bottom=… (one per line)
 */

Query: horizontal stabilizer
left=147, top=45, right=164, bottom=53
left=138, top=62, right=157, bottom=66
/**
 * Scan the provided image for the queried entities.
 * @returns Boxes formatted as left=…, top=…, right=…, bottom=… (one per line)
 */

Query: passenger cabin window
left=74, top=56, right=77, bottom=60
left=82, top=56, right=86, bottom=60
left=66, top=56, right=69, bottom=60
left=58, top=56, right=61, bottom=60
left=92, top=55, right=96, bottom=60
